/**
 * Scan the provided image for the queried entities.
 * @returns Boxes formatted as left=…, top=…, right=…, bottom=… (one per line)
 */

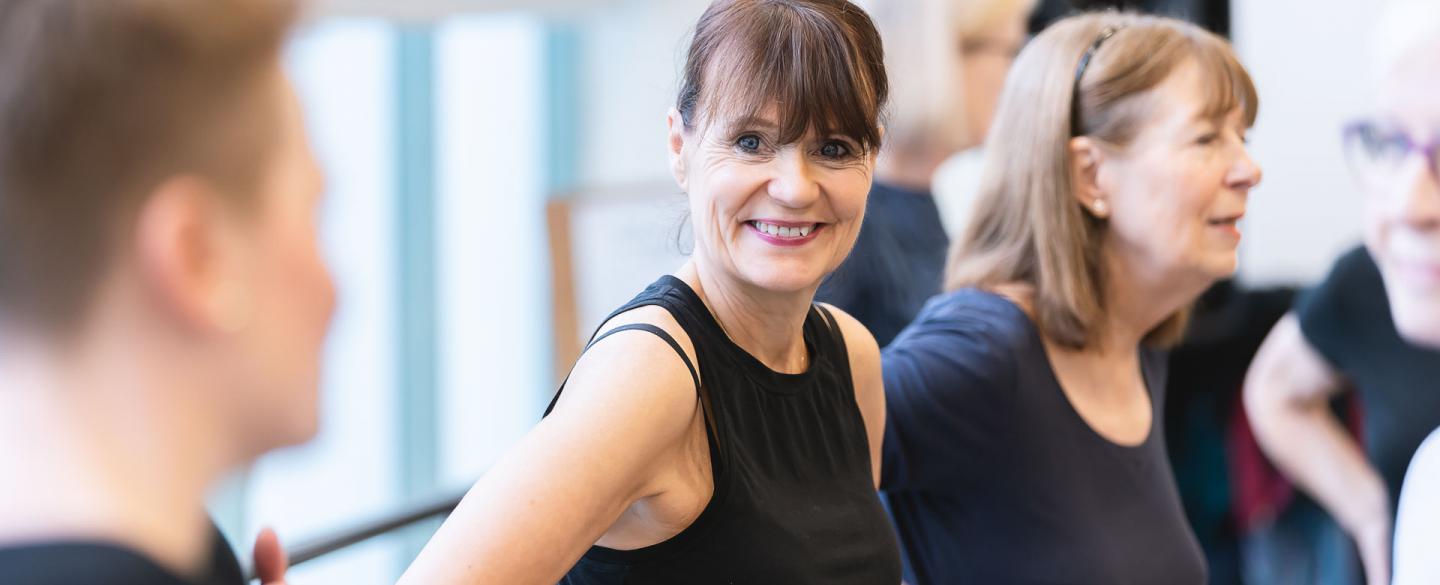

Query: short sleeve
left=880, top=292, right=1018, bottom=492
left=1294, top=245, right=1385, bottom=373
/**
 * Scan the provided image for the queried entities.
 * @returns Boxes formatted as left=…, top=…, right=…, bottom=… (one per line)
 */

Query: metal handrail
left=246, top=489, right=466, bottom=580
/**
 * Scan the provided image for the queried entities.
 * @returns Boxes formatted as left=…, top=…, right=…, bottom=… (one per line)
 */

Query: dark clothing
left=818, top=181, right=949, bottom=347
left=549, top=275, right=902, bottom=585
left=1163, top=281, right=1297, bottom=585
left=1295, top=245, right=1440, bottom=523
left=881, top=289, right=1207, bottom=585
left=0, top=523, right=244, bottom=585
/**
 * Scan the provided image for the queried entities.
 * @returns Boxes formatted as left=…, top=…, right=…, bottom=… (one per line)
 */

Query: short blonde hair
left=945, top=12, right=1258, bottom=350
left=0, top=0, right=299, bottom=333
left=1375, top=0, right=1440, bottom=80
left=858, top=0, right=1036, bottom=152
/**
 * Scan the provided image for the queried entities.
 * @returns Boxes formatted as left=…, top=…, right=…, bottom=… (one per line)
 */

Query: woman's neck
left=679, top=261, right=813, bottom=374
left=995, top=255, right=1205, bottom=361
left=1093, top=244, right=1211, bottom=355
left=0, top=339, right=231, bottom=579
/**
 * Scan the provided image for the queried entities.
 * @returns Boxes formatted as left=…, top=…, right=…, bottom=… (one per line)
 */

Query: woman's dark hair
left=676, top=0, right=889, bottom=153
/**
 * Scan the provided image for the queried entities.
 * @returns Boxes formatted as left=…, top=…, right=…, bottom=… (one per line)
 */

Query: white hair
left=1376, top=0, right=1440, bottom=77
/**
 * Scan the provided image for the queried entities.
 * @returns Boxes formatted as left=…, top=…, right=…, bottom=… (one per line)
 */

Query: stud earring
left=1091, top=198, right=1109, bottom=217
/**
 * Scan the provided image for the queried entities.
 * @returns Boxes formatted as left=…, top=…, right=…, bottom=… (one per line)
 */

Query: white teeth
left=752, top=221, right=819, bottom=238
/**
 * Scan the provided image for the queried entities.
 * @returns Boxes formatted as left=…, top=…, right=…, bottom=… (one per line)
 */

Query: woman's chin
left=739, top=267, right=826, bottom=295
left=1194, top=248, right=1240, bottom=281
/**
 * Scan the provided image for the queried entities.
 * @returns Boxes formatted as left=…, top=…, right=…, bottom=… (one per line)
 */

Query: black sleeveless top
left=544, top=275, right=902, bottom=585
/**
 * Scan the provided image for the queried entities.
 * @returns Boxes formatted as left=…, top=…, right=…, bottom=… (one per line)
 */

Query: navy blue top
left=880, top=289, right=1206, bottom=585
left=1295, top=245, right=1440, bottom=523
left=817, top=181, right=949, bottom=347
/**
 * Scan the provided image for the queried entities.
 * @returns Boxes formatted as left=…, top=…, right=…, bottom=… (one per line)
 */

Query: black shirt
left=549, top=276, right=902, bottom=584
left=881, top=289, right=1207, bottom=584
left=0, top=523, right=244, bottom=585
left=1295, top=245, right=1440, bottom=520
left=818, top=181, right=949, bottom=347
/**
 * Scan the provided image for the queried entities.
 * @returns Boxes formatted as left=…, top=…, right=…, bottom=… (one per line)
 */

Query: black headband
left=1070, top=26, right=1122, bottom=136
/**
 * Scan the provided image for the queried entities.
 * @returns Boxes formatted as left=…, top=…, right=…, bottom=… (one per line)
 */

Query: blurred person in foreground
left=1244, top=2, right=1440, bottom=585
left=0, top=0, right=333, bottom=584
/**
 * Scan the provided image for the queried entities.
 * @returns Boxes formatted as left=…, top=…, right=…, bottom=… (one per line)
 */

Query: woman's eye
left=819, top=141, right=853, bottom=158
left=1196, top=133, right=1219, bottom=146
left=736, top=135, right=762, bottom=152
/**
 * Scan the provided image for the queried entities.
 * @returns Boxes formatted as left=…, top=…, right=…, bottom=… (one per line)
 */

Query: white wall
left=1232, top=0, right=1381, bottom=286
left=433, top=15, right=553, bottom=487
left=575, top=0, right=712, bottom=186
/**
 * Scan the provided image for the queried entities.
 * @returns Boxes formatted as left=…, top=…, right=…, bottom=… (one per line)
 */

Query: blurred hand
left=253, top=527, right=290, bottom=585
left=1352, top=515, right=1392, bottom=585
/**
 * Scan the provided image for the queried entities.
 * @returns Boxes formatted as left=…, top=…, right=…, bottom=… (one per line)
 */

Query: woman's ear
left=1068, top=136, right=1109, bottom=218
left=667, top=107, right=688, bottom=191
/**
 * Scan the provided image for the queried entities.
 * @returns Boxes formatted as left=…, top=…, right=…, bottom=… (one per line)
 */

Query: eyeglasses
left=1342, top=121, right=1440, bottom=190
left=960, top=35, right=1029, bottom=60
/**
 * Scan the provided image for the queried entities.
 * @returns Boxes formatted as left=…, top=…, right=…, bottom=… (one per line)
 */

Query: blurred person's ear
left=134, top=176, right=254, bottom=335
left=667, top=107, right=689, bottom=191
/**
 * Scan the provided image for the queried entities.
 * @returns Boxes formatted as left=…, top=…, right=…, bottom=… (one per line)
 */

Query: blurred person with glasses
left=1244, top=3, right=1440, bottom=585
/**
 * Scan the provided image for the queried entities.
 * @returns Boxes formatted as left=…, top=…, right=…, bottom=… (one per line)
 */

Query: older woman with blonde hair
left=818, top=0, right=1034, bottom=347
left=879, top=11, right=1262, bottom=584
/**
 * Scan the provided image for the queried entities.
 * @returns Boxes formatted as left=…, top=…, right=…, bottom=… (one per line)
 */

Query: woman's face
left=668, top=106, right=875, bottom=295
left=1091, top=60, right=1263, bottom=290
left=1358, top=38, right=1440, bottom=346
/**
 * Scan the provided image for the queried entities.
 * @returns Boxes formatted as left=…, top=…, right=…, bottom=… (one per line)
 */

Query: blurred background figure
left=1245, top=3, right=1440, bottom=585
left=817, top=0, right=1035, bottom=347
left=0, top=1, right=328, bottom=584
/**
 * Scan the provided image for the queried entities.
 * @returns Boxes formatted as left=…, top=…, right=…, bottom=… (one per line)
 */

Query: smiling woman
left=879, top=12, right=1261, bottom=585
left=398, top=1, right=901, bottom=584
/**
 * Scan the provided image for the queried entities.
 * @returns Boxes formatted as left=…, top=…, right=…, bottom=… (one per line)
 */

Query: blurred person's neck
left=0, top=308, right=240, bottom=579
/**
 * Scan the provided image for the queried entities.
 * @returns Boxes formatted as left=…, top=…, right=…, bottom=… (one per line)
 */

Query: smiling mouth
left=749, top=220, right=820, bottom=239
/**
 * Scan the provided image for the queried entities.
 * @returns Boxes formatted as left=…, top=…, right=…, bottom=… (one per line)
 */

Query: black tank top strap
left=543, top=295, right=723, bottom=468
left=589, top=324, right=701, bottom=389
left=813, top=304, right=848, bottom=355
